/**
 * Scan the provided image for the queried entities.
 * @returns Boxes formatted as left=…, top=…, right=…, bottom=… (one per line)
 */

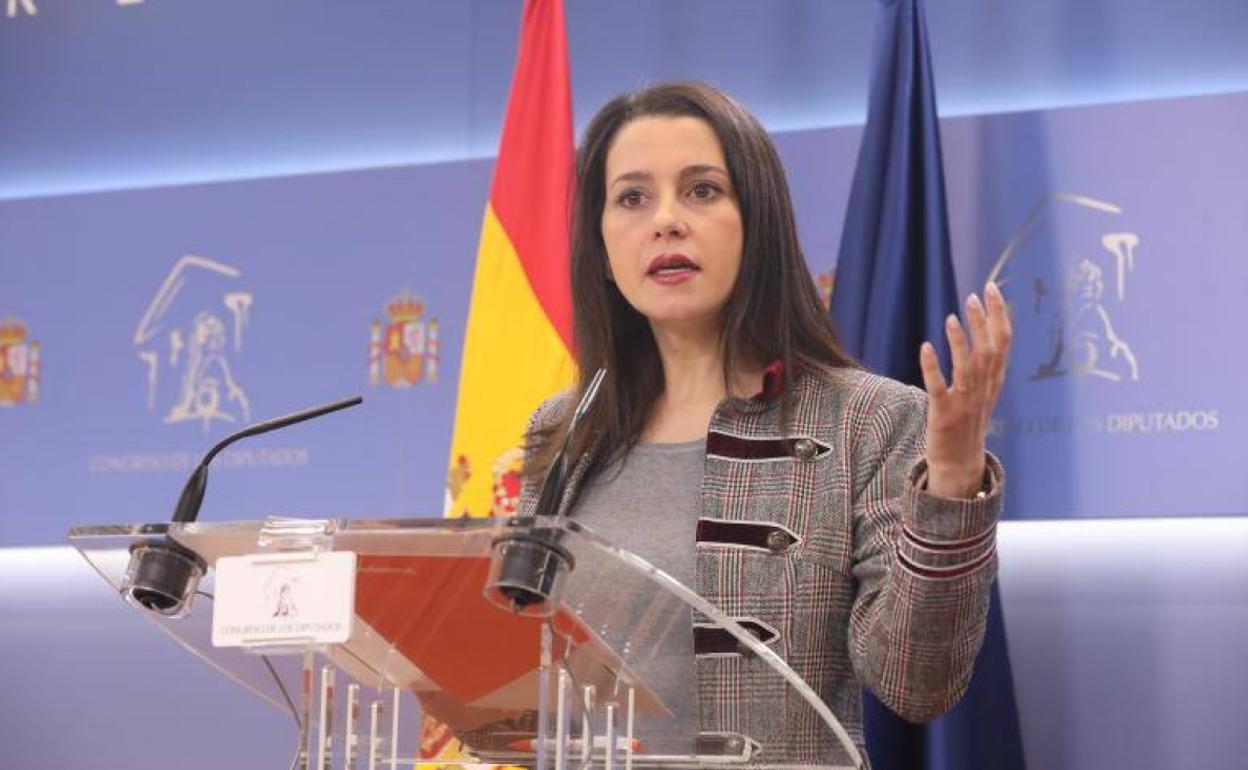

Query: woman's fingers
left=919, top=341, right=948, bottom=398
left=966, top=293, right=994, bottom=390
left=985, top=282, right=1012, bottom=394
left=923, top=282, right=1015, bottom=476
left=924, top=281, right=1015, bottom=413
left=946, top=313, right=972, bottom=392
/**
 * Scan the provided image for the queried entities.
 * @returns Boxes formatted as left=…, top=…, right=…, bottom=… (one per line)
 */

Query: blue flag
left=830, top=1, right=1027, bottom=769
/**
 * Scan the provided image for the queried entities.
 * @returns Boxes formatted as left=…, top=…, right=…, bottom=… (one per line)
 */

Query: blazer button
left=793, top=438, right=817, bottom=460
left=766, top=529, right=792, bottom=553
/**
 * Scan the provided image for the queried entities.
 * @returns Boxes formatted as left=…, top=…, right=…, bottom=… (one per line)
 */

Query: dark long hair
left=527, top=82, right=855, bottom=480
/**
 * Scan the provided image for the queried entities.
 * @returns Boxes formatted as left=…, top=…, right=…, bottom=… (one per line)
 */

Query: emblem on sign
left=133, top=255, right=254, bottom=430
left=990, top=193, right=1141, bottom=384
left=368, top=290, right=439, bottom=388
left=0, top=317, right=39, bottom=407
left=213, top=551, right=356, bottom=649
left=266, top=568, right=300, bottom=619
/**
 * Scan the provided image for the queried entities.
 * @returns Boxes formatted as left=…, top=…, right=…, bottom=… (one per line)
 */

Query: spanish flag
left=444, top=0, right=576, bottom=522
left=425, top=2, right=574, bottom=759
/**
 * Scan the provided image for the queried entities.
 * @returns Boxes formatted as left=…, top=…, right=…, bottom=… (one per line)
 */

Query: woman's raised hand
left=919, top=281, right=1013, bottom=499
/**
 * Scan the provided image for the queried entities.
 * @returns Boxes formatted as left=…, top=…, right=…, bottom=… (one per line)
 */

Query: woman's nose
left=651, top=196, right=688, bottom=239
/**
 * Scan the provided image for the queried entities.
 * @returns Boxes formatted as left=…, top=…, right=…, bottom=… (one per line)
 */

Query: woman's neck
left=642, top=321, right=762, bottom=443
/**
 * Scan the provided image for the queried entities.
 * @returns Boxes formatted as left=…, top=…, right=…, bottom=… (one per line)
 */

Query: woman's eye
left=690, top=181, right=722, bottom=200
left=617, top=190, right=646, bottom=208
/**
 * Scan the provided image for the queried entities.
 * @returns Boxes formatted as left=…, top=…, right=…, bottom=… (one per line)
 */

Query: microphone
left=124, top=396, right=364, bottom=616
left=173, top=396, right=364, bottom=524
left=489, top=369, right=606, bottom=614
left=533, top=368, right=607, bottom=518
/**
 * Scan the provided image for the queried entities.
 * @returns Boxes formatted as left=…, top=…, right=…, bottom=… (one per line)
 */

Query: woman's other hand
left=919, top=281, right=1013, bottom=498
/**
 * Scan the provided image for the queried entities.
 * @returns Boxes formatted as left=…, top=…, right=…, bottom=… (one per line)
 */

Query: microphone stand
left=123, top=396, right=363, bottom=616
left=488, top=369, right=606, bottom=614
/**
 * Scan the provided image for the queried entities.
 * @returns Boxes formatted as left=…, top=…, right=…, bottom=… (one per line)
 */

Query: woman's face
left=600, top=116, right=744, bottom=335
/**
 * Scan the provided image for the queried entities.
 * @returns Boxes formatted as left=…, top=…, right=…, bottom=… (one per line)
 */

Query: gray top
left=574, top=438, right=705, bottom=586
left=571, top=438, right=705, bottom=754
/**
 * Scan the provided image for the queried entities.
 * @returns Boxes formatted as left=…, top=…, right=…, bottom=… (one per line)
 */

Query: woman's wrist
left=926, top=457, right=987, bottom=499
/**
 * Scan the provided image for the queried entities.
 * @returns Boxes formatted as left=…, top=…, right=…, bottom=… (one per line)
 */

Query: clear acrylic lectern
left=69, top=516, right=863, bottom=769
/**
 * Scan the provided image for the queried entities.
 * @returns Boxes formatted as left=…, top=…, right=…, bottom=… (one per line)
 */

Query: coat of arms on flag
left=815, top=269, right=835, bottom=311
left=369, top=290, right=439, bottom=388
left=0, top=317, right=40, bottom=407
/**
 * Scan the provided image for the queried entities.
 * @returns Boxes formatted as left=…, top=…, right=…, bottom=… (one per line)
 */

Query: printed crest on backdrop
left=368, top=290, right=439, bottom=388
left=989, top=193, right=1141, bottom=384
left=133, top=255, right=253, bottom=431
left=0, top=317, right=40, bottom=407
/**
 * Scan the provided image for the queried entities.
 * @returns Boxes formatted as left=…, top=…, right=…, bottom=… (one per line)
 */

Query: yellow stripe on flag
left=426, top=0, right=574, bottom=763
left=445, top=204, right=575, bottom=519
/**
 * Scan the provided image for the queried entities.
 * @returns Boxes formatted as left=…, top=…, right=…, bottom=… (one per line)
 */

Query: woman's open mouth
left=646, top=253, right=700, bottom=284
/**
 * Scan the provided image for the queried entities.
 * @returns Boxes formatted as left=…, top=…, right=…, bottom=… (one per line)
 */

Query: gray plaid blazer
left=519, top=365, right=1003, bottom=767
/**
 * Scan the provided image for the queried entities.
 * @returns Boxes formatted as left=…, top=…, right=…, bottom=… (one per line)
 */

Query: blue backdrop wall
left=2, top=2, right=1246, bottom=769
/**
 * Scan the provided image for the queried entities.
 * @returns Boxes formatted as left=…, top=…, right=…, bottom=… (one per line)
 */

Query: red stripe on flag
left=489, top=0, right=575, bottom=352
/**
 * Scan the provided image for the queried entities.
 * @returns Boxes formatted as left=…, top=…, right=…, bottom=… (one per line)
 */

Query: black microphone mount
left=123, top=396, right=363, bottom=616
left=488, top=369, right=606, bottom=615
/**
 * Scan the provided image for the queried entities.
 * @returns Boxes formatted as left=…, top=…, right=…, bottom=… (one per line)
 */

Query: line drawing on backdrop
left=5, top=0, right=149, bottom=19
left=5, top=0, right=37, bottom=20
left=989, top=193, right=1141, bottom=383
left=133, top=255, right=253, bottom=431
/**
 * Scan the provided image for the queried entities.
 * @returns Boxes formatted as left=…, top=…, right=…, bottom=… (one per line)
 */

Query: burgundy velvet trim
left=901, top=524, right=996, bottom=552
left=895, top=546, right=995, bottom=579
left=707, top=432, right=788, bottom=460
left=693, top=620, right=778, bottom=655
left=696, top=518, right=796, bottom=551
left=752, top=359, right=785, bottom=401
left=706, top=431, right=829, bottom=460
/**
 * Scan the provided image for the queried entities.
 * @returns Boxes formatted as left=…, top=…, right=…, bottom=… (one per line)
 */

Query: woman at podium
left=519, top=82, right=1010, bottom=764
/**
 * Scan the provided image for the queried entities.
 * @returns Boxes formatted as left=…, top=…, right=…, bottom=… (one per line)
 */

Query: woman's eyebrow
left=679, top=163, right=728, bottom=178
left=609, top=164, right=728, bottom=189
left=608, top=170, right=652, bottom=188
